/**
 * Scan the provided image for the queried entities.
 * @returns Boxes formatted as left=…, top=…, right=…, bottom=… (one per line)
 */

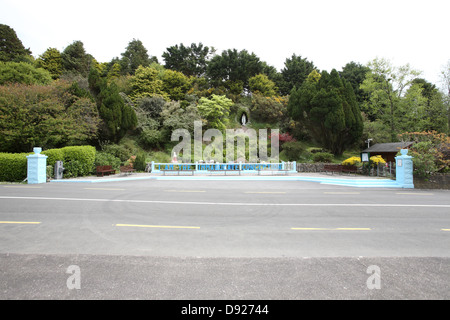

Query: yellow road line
left=324, top=192, right=360, bottom=195
left=84, top=188, right=126, bottom=191
left=164, top=190, right=206, bottom=193
left=442, top=229, right=450, bottom=232
left=115, top=224, right=200, bottom=229
left=3, top=186, right=42, bottom=189
left=244, top=191, right=286, bottom=194
left=0, top=221, right=41, bottom=224
left=396, top=192, right=432, bottom=195
left=291, top=227, right=371, bottom=231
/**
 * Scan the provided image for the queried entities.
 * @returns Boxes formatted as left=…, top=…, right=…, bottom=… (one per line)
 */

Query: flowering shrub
left=270, top=132, right=296, bottom=144
left=342, top=156, right=361, bottom=166
left=370, top=155, right=386, bottom=165
left=398, top=131, right=450, bottom=175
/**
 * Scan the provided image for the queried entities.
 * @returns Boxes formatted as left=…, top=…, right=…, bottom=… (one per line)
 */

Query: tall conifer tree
left=288, top=69, right=363, bottom=155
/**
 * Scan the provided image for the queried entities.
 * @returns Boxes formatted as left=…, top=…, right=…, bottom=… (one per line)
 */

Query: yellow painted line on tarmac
left=244, top=191, right=286, bottom=194
left=442, top=229, right=450, bottom=232
left=0, top=221, right=41, bottom=224
left=84, top=188, right=126, bottom=191
left=291, top=227, right=371, bottom=231
left=3, top=185, right=42, bottom=189
left=164, top=190, right=206, bottom=193
left=324, top=192, right=360, bottom=195
left=396, top=192, right=434, bottom=196
left=115, top=224, right=200, bottom=229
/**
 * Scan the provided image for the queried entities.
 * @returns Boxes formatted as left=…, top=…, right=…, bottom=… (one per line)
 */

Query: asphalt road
left=1, top=179, right=449, bottom=301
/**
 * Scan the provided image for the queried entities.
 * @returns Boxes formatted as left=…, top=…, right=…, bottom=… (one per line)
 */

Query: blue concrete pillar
left=26, top=147, right=48, bottom=184
left=395, top=149, right=414, bottom=188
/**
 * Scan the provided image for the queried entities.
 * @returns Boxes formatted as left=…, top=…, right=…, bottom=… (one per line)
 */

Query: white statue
left=241, top=113, right=247, bottom=125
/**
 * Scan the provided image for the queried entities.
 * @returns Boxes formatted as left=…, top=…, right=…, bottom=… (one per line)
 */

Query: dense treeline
left=1, top=24, right=449, bottom=163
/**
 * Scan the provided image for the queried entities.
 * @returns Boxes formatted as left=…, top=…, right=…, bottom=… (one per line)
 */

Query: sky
left=1, top=0, right=449, bottom=87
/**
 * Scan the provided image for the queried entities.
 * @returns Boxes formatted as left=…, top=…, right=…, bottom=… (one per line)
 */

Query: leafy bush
left=197, top=95, right=233, bottom=131
left=342, top=156, right=361, bottom=166
left=0, top=152, right=30, bottom=181
left=398, top=131, right=450, bottom=175
left=139, top=128, right=163, bottom=149
left=149, top=151, right=171, bottom=163
left=370, top=155, right=386, bottom=166
left=406, top=141, right=438, bottom=177
left=250, top=94, right=288, bottom=123
left=94, top=151, right=121, bottom=171
left=309, top=148, right=327, bottom=154
left=0, top=61, right=52, bottom=85
left=133, top=152, right=147, bottom=171
left=41, top=148, right=64, bottom=167
left=281, top=141, right=305, bottom=161
left=63, top=160, right=83, bottom=178
left=312, top=152, right=334, bottom=163
left=61, top=146, right=96, bottom=177
left=0, top=82, right=100, bottom=153
left=271, top=132, right=296, bottom=146
left=46, top=165, right=53, bottom=180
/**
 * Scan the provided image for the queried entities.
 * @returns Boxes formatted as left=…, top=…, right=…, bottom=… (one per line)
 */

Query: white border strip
left=1, top=196, right=450, bottom=208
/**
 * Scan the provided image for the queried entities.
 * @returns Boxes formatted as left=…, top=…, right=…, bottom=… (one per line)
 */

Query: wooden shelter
left=362, top=142, right=414, bottom=162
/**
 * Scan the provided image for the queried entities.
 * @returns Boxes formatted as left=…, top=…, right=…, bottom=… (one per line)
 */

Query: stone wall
left=296, top=163, right=326, bottom=173
left=414, top=173, right=450, bottom=190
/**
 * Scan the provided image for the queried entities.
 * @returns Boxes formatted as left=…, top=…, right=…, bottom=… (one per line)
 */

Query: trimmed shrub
left=94, top=151, right=121, bottom=171
left=63, top=160, right=83, bottom=178
left=312, top=152, right=334, bottom=163
left=0, top=145, right=96, bottom=181
left=41, top=148, right=64, bottom=167
left=0, top=152, right=31, bottom=182
left=61, top=146, right=96, bottom=177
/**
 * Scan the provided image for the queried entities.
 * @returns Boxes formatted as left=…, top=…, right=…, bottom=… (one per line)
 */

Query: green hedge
left=0, top=146, right=96, bottom=182
left=41, top=148, right=64, bottom=167
left=61, top=146, right=96, bottom=177
left=94, top=151, right=121, bottom=171
left=0, top=152, right=32, bottom=182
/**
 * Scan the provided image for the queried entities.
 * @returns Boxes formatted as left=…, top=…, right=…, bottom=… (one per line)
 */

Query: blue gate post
left=26, top=147, right=48, bottom=184
left=395, top=149, right=414, bottom=188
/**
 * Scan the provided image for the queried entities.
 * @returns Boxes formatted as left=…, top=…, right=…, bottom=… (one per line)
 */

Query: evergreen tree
left=120, top=39, right=157, bottom=75
left=36, top=47, right=63, bottom=79
left=279, top=54, right=316, bottom=95
left=288, top=69, right=363, bottom=155
left=206, top=49, right=263, bottom=92
left=163, top=42, right=213, bottom=77
left=61, top=41, right=92, bottom=77
left=339, top=61, right=370, bottom=104
left=0, top=24, right=32, bottom=62
left=88, top=68, right=137, bottom=142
